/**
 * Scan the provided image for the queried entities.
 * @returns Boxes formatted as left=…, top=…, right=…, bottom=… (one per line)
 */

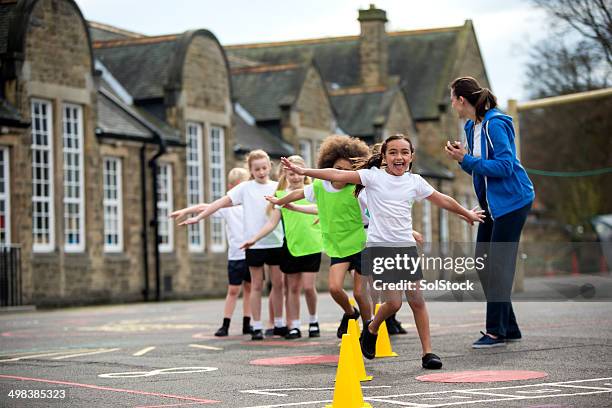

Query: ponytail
left=450, top=77, right=497, bottom=122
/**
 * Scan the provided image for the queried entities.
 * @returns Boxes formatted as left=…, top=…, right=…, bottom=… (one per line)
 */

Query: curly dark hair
left=316, top=134, right=370, bottom=169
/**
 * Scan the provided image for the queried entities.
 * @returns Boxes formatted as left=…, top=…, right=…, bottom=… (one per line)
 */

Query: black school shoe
left=386, top=314, right=407, bottom=335
left=273, top=326, right=289, bottom=337
left=251, top=329, right=264, bottom=340
left=308, top=322, right=321, bottom=338
left=242, top=325, right=253, bottom=335
left=337, top=307, right=360, bottom=339
left=214, top=326, right=229, bottom=337
left=285, top=328, right=302, bottom=339
left=360, top=321, right=377, bottom=360
left=422, top=353, right=443, bottom=369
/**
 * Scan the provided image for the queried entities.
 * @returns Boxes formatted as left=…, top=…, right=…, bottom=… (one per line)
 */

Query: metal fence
left=0, top=245, right=22, bottom=307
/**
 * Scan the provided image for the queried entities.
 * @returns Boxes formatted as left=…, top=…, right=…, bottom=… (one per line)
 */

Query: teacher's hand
left=444, top=141, right=467, bottom=163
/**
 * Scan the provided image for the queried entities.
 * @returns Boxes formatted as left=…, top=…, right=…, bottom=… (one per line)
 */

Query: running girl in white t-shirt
left=280, top=134, right=485, bottom=368
left=180, top=150, right=286, bottom=340
left=268, top=135, right=373, bottom=337
left=241, top=155, right=322, bottom=339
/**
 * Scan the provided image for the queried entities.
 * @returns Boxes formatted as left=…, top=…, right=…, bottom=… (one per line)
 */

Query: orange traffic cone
left=374, top=303, right=398, bottom=358
left=348, top=319, right=373, bottom=382
left=325, top=334, right=371, bottom=408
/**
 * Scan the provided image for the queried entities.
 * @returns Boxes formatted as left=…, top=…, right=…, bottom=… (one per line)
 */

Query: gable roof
left=94, top=36, right=179, bottom=100
left=231, top=63, right=307, bottom=122
left=88, top=21, right=144, bottom=42
left=329, top=85, right=397, bottom=137
left=97, top=77, right=181, bottom=144
left=226, top=25, right=467, bottom=120
left=233, top=113, right=293, bottom=157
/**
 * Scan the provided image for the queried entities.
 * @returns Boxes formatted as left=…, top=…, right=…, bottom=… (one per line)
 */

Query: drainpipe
left=149, top=133, right=167, bottom=302
left=140, top=145, right=150, bottom=301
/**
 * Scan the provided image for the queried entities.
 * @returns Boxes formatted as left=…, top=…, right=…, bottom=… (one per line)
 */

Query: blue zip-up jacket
left=460, top=108, right=535, bottom=219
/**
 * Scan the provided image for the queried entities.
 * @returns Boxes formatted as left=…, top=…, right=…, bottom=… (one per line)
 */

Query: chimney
left=358, top=4, right=388, bottom=87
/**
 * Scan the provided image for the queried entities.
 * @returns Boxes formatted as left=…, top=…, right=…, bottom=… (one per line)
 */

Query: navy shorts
left=245, top=247, right=284, bottom=267
left=228, top=259, right=251, bottom=285
left=330, top=251, right=368, bottom=276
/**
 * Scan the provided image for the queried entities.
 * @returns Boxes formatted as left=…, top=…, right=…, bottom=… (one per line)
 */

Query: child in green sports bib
left=242, top=155, right=322, bottom=339
left=267, top=135, right=373, bottom=338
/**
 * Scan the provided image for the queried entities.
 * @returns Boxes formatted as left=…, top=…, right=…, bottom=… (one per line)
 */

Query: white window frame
left=422, top=199, right=432, bottom=252
left=31, top=99, right=55, bottom=252
left=299, top=139, right=312, bottom=167
left=157, top=163, right=174, bottom=253
left=208, top=125, right=226, bottom=253
left=0, top=147, right=10, bottom=245
left=62, top=103, right=85, bottom=252
left=186, top=122, right=205, bottom=252
left=440, top=207, right=449, bottom=254
left=103, top=157, right=123, bottom=253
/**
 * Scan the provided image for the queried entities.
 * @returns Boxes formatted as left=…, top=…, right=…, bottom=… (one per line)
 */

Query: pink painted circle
left=250, top=355, right=339, bottom=366
left=416, top=370, right=548, bottom=383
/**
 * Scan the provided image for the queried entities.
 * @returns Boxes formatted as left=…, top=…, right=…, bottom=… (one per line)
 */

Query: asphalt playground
left=0, top=280, right=611, bottom=407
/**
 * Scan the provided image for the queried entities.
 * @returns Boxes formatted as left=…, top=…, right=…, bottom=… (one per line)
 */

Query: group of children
left=171, top=134, right=484, bottom=369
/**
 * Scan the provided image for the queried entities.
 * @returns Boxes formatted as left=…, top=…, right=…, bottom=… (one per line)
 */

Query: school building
left=0, top=0, right=488, bottom=306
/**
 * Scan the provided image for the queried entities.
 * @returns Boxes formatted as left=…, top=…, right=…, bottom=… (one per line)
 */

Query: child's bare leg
left=286, top=273, right=302, bottom=327
left=223, top=285, right=241, bottom=318
left=249, top=267, right=264, bottom=322
left=406, top=284, right=432, bottom=355
left=302, top=272, right=318, bottom=317
left=242, top=281, right=251, bottom=317
left=268, top=265, right=285, bottom=326
left=368, top=289, right=402, bottom=333
left=353, top=273, right=373, bottom=325
left=328, top=263, right=353, bottom=314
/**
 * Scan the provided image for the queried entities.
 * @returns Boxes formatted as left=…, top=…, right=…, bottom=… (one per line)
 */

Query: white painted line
left=133, top=346, right=156, bottom=356
left=52, top=348, right=120, bottom=360
left=424, top=390, right=612, bottom=407
left=243, top=401, right=330, bottom=408
left=420, top=396, right=472, bottom=401
left=241, top=385, right=391, bottom=397
left=547, top=383, right=612, bottom=391
left=457, top=390, right=523, bottom=398
left=188, top=344, right=223, bottom=351
left=0, top=352, right=69, bottom=362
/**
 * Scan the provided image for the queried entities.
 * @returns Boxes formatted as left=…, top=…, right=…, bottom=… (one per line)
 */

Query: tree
left=526, top=0, right=612, bottom=98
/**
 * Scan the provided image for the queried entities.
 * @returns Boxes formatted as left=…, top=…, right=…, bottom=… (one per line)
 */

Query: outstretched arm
left=179, top=196, right=232, bottom=225
left=280, top=157, right=361, bottom=185
left=266, top=189, right=305, bottom=207
left=240, top=210, right=282, bottom=250
left=283, top=203, right=318, bottom=215
left=426, top=191, right=485, bottom=225
left=170, top=203, right=209, bottom=223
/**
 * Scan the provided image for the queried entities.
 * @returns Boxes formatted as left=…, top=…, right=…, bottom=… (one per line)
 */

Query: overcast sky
left=76, top=0, right=550, bottom=105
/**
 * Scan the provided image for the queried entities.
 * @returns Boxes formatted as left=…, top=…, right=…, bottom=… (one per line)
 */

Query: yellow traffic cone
left=348, top=319, right=373, bottom=382
left=349, top=298, right=361, bottom=337
left=326, top=334, right=371, bottom=408
left=374, top=303, right=398, bottom=358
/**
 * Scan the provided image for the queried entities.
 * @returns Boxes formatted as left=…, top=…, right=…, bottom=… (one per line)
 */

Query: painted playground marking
left=416, top=370, right=548, bottom=383
left=0, top=348, right=120, bottom=362
left=240, top=377, right=612, bottom=407
left=250, top=355, right=339, bottom=366
left=98, top=366, right=218, bottom=379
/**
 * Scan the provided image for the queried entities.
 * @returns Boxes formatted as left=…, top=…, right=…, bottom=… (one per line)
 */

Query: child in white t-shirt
left=170, top=168, right=253, bottom=337
left=280, top=134, right=485, bottom=369
left=180, top=150, right=286, bottom=341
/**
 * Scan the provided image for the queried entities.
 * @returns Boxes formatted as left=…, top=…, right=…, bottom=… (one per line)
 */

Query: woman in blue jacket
left=445, top=76, right=535, bottom=349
